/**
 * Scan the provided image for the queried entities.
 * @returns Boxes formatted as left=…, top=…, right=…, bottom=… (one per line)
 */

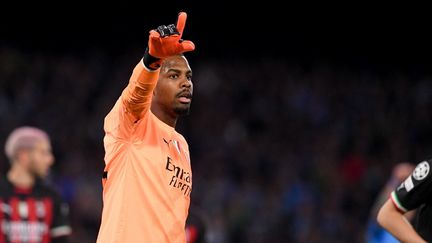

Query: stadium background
left=1, top=4, right=431, bottom=243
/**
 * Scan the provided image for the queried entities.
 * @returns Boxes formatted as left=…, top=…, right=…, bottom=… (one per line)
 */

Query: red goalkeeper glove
left=144, top=12, right=195, bottom=70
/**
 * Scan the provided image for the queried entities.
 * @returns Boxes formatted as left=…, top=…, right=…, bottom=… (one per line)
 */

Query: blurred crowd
left=1, top=46, right=432, bottom=243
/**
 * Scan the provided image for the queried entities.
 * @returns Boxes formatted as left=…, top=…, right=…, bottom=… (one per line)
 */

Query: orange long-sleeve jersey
left=96, top=60, right=192, bottom=243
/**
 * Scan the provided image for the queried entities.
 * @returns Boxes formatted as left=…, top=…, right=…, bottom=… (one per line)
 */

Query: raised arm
left=121, top=12, right=195, bottom=121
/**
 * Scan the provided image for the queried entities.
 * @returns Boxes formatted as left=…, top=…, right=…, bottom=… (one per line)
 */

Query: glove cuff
left=143, top=47, right=162, bottom=70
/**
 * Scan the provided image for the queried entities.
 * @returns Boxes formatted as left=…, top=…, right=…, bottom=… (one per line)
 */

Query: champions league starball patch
left=413, top=161, right=430, bottom=181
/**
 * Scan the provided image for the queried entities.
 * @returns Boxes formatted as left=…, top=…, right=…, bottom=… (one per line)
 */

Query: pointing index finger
left=176, top=12, right=187, bottom=36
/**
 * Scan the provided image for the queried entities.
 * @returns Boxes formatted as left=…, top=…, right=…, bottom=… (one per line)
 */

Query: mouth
left=177, top=91, right=192, bottom=104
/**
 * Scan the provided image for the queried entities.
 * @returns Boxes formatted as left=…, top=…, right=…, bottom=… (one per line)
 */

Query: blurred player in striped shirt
left=0, top=126, right=71, bottom=243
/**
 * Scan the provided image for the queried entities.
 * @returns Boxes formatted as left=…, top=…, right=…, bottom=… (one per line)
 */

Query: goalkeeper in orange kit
left=96, top=12, right=196, bottom=243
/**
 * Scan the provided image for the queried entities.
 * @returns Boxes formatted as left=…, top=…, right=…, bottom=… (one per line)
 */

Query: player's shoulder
left=104, top=99, right=123, bottom=130
left=35, top=180, right=63, bottom=199
left=175, top=132, right=189, bottom=146
left=0, top=175, right=13, bottom=192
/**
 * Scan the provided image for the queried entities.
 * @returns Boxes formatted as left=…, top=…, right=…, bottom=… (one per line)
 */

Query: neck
left=7, top=163, right=35, bottom=188
left=151, top=106, right=178, bottom=128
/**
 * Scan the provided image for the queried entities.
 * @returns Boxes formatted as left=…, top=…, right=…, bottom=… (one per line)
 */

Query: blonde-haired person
left=1, top=126, right=71, bottom=243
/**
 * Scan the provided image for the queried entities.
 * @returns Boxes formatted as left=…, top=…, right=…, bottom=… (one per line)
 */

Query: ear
left=15, top=149, right=30, bottom=165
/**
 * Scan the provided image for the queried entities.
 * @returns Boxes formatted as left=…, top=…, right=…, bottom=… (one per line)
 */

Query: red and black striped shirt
left=0, top=177, right=71, bottom=243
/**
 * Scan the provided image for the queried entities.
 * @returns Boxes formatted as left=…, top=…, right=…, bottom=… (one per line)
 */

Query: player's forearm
left=121, top=59, right=159, bottom=120
left=377, top=200, right=426, bottom=243
left=379, top=216, right=426, bottom=243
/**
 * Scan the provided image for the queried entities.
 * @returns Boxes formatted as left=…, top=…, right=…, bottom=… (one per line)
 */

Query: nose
left=47, top=153, right=54, bottom=166
left=180, top=78, right=192, bottom=89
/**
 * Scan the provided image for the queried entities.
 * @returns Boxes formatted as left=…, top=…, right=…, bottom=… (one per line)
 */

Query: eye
left=169, top=74, right=179, bottom=79
left=186, top=75, right=192, bottom=81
